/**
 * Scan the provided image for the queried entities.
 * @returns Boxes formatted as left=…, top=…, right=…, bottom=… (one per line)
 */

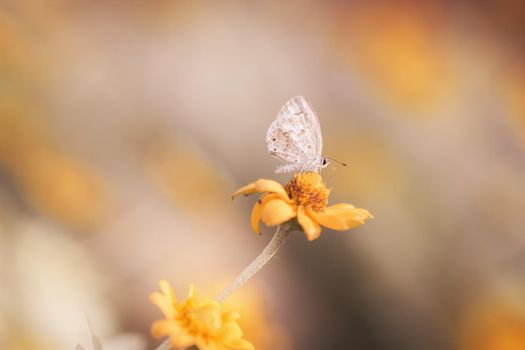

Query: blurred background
left=1, top=1, right=525, bottom=349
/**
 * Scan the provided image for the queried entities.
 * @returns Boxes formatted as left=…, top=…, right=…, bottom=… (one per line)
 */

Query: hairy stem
left=154, top=339, right=171, bottom=350
left=216, top=223, right=292, bottom=302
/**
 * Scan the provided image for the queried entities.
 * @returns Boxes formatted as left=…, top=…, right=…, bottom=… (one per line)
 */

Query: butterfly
left=266, top=96, right=332, bottom=174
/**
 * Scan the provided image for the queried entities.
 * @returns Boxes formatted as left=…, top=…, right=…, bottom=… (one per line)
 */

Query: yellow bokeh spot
left=459, top=288, right=525, bottom=350
left=340, top=4, right=454, bottom=111
left=0, top=94, right=109, bottom=229
left=17, top=148, right=109, bottom=229
left=145, top=138, right=233, bottom=215
left=505, top=62, right=525, bottom=149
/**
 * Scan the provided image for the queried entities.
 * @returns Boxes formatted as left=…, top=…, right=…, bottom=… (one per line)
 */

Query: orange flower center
left=284, top=172, right=329, bottom=212
left=177, top=302, right=221, bottom=339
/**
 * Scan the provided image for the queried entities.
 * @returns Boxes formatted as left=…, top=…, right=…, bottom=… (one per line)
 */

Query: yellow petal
left=149, top=280, right=177, bottom=319
left=151, top=320, right=172, bottom=338
left=223, top=335, right=255, bottom=350
left=250, top=193, right=282, bottom=234
left=250, top=202, right=262, bottom=234
left=232, top=179, right=290, bottom=201
left=253, top=179, right=290, bottom=199
left=195, top=340, right=216, bottom=350
left=222, top=323, right=243, bottom=341
left=159, top=280, right=177, bottom=305
left=151, top=320, right=193, bottom=348
left=221, top=323, right=255, bottom=350
left=297, top=206, right=321, bottom=241
left=226, top=339, right=256, bottom=350
left=222, top=311, right=241, bottom=324
left=309, top=204, right=372, bottom=231
left=149, top=292, right=175, bottom=320
left=187, top=284, right=196, bottom=299
left=260, top=198, right=297, bottom=227
left=232, top=182, right=257, bottom=198
left=171, top=337, right=195, bottom=350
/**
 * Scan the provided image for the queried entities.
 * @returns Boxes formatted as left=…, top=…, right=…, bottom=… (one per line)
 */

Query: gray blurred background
left=1, top=1, right=525, bottom=349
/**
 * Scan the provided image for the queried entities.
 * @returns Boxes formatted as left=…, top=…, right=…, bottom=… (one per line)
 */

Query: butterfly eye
left=322, top=159, right=327, bottom=166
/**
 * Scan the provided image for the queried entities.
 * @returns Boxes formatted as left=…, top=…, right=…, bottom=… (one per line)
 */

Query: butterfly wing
left=299, top=96, right=323, bottom=159
left=266, top=96, right=323, bottom=172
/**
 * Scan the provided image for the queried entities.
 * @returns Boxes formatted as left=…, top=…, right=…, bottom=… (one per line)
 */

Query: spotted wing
left=266, top=96, right=322, bottom=170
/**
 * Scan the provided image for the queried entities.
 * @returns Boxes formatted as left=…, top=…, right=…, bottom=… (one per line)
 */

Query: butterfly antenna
left=327, top=157, right=348, bottom=167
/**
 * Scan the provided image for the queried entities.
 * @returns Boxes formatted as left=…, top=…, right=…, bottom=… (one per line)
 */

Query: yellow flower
left=233, top=172, right=372, bottom=241
left=149, top=280, right=255, bottom=350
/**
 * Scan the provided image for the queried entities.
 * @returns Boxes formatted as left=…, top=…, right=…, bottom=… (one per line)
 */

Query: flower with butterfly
left=149, top=96, right=372, bottom=350
left=236, top=96, right=371, bottom=240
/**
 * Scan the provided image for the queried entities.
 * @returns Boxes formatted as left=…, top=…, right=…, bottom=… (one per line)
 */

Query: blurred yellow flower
left=233, top=172, right=372, bottom=241
left=149, top=280, right=254, bottom=350
left=145, top=138, right=233, bottom=216
left=0, top=95, right=110, bottom=229
left=16, top=148, right=110, bottom=229
left=5, top=335, right=55, bottom=350
left=505, top=61, right=525, bottom=148
left=459, top=286, right=525, bottom=350
left=339, top=3, right=454, bottom=111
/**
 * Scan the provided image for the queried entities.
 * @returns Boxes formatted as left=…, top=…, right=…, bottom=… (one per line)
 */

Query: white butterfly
left=266, top=96, right=331, bottom=173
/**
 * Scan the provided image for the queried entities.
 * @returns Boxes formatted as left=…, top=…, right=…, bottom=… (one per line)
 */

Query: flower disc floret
left=284, top=172, right=329, bottom=212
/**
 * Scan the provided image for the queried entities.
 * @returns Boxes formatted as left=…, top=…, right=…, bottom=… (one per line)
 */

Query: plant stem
left=216, top=223, right=292, bottom=302
left=154, top=339, right=171, bottom=350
